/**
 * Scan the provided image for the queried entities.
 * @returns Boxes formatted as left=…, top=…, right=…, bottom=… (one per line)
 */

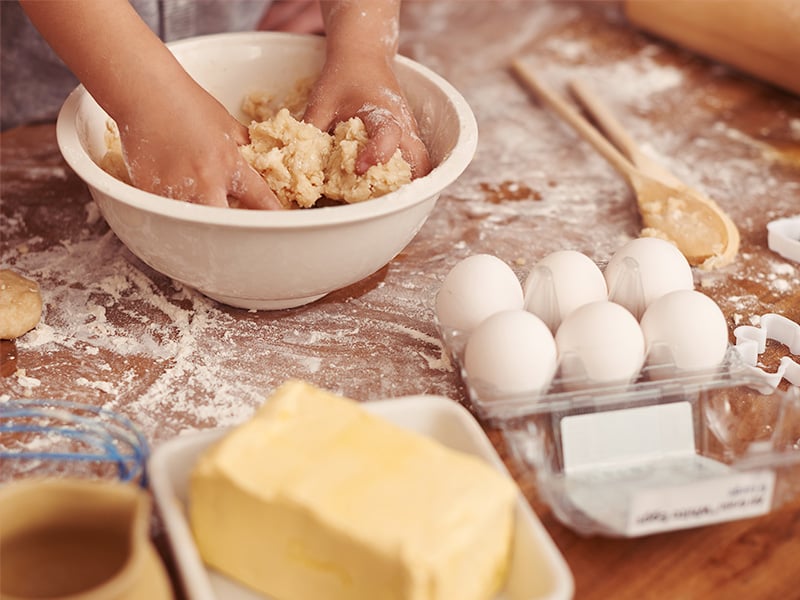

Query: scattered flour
left=2, top=3, right=798, bottom=476
left=75, top=377, right=116, bottom=395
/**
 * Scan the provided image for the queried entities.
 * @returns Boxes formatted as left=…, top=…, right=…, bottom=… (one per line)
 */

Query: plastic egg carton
left=441, top=323, right=800, bottom=538
left=435, top=242, right=800, bottom=537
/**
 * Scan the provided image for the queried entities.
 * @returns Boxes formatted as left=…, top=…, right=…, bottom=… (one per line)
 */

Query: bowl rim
left=55, top=31, right=478, bottom=229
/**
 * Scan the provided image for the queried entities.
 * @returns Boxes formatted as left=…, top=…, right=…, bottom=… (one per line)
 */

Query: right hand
left=303, top=54, right=432, bottom=179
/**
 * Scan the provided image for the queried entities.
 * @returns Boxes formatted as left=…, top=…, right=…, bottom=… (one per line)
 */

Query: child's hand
left=303, top=0, right=431, bottom=179
left=21, top=0, right=282, bottom=210
left=303, top=54, right=432, bottom=179
left=118, top=82, right=281, bottom=209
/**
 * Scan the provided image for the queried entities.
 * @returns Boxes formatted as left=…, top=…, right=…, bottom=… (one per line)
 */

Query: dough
left=99, top=120, right=131, bottom=185
left=0, top=269, right=43, bottom=339
left=240, top=108, right=412, bottom=208
left=324, top=117, right=412, bottom=204
left=241, top=78, right=312, bottom=122
left=239, top=108, right=332, bottom=208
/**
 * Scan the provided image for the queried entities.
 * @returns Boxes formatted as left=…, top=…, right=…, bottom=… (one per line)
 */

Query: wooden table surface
left=2, top=2, right=799, bottom=599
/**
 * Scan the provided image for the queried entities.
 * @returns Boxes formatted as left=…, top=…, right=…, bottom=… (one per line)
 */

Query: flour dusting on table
left=2, top=2, right=799, bottom=470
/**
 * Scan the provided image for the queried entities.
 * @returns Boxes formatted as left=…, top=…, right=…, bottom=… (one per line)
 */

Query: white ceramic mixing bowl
left=56, top=32, right=477, bottom=309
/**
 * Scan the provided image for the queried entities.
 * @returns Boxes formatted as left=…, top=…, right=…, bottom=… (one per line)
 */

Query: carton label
left=626, top=470, right=775, bottom=536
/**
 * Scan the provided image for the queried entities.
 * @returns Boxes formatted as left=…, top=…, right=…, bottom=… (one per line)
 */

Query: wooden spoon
left=511, top=59, right=740, bottom=269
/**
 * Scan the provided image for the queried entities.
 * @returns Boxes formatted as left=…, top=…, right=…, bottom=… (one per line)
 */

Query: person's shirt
left=1, top=0, right=269, bottom=131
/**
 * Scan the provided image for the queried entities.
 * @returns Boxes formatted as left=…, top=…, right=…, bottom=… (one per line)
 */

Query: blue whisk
left=0, top=399, right=149, bottom=485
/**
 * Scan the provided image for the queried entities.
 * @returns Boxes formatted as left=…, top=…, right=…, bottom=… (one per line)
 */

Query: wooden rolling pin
left=625, top=0, right=800, bottom=97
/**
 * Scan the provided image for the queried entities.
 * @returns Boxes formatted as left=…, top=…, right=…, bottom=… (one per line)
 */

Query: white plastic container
left=467, top=352, right=800, bottom=537
left=149, top=395, right=575, bottom=599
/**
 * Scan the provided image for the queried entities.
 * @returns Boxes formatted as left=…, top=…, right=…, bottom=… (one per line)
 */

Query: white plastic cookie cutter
left=767, top=216, right=800, bottom=263
left=734, top=313, right=800, bottom=392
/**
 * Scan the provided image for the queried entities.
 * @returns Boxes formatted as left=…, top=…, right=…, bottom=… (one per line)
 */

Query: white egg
left=464, top=309, right=557, bottom=399
left=523, top=250, right=608, bottom=332
left=435, top=254, right=523, bottom=335
left=555, top=300, right=645, bottom=387
left=604, top=237, right=694, bottom=319
left=640, top=289, right=729, bottom=378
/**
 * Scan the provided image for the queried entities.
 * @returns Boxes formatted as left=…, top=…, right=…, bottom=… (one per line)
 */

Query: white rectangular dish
left=149, top=394, right=574, bottom=600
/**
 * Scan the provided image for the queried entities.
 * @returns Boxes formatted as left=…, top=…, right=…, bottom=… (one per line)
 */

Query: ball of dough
left=240, top=104, right=413, bottom=208
left=0, top=269, right=43, bottom=339
left=240, top=108, right=332, bottom=208
left=324, top=117, right=412, bottom=204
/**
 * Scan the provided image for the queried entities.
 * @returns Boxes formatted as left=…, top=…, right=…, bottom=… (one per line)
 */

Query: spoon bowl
left=511, top=60, right=740, bottom=269
left=631, top=174, right=739, bottom=268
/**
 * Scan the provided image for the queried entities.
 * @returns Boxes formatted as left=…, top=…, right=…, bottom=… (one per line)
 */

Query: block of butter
left=189, top=381, right=516, bottom=600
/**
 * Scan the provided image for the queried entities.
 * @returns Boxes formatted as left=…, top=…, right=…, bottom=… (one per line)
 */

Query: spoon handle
left=510, top=59, right=639, bottom=185
left=567, top=79, right=684, bottom=186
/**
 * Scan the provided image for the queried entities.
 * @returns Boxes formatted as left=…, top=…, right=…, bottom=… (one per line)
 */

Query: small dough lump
left=99, top=120, right=131, bottom=185
left=0, top=269, right=43, bottom=339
